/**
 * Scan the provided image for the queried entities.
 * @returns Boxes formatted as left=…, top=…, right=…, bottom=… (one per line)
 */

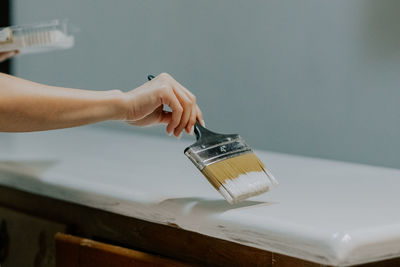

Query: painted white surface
left=0, top=126, right=400, bottom=266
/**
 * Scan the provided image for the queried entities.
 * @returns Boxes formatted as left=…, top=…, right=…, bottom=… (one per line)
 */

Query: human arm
left=0, top=72, right=203, bottom=136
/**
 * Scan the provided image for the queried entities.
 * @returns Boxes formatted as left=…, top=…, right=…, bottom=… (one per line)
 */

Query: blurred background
left=3, top=0, right=400, bottom=168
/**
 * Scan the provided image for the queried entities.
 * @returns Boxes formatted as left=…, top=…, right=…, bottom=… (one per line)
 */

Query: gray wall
left=12, top=0, right=400, bottom=168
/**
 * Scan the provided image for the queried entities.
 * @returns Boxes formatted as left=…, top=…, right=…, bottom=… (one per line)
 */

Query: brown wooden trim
left=0, top=185, right=311, bottom=266
left=55, top=233, right=190, bottom=267
left=353, top=258, right=400, bottom=267
left=2, top=185, right=397, bottom=266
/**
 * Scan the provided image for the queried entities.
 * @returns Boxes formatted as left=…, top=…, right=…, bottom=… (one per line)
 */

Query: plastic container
left=0, top=19, right=75, bottom=54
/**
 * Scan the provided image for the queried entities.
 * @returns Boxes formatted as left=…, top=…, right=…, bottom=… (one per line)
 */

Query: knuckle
left=176, top=106, right=183, bottom=113
left=158, top=85, right=172, bottom=96
left=189, top=92, right=197, bottom=102
left=184, top=99, right=192, bottom=108
left=158, top=84, right=169, bottom=92
left=159, top=72, right=171, bottom=80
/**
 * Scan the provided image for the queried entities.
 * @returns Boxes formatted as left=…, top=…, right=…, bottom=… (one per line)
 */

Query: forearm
left=0, top=73, right=127, bottom=132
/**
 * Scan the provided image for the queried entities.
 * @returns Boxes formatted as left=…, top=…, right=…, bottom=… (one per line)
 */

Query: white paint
left=220, top=171, right=277, bottom=204
left=1, top=126, right=400, bottom=266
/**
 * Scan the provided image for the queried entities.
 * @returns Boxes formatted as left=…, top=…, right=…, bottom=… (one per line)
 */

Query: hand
left=0, top=51, right=18, bottom=63
left=124, top=73, right=204, bottom=137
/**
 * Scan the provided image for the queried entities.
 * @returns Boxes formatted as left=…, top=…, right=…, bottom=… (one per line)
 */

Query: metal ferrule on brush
left=184, top=135, right=252, bottom=170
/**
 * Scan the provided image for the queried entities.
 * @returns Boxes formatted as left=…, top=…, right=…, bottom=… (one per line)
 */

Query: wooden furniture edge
left=3, top=185, right=396, bottom=267
left=55, top=232, right=191, bottom=267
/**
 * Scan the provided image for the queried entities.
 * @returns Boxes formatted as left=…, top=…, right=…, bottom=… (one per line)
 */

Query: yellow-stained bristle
left=201, top=153, right=265, bottom=185
left=200, top=153, right=277, bottom=204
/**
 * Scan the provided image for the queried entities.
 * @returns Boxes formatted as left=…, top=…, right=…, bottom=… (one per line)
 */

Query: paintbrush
left=185, top=121, right=278, bottom=204
left=148, top=75, right=278, bottom=204
left=0, top=20, right=74, bottom=54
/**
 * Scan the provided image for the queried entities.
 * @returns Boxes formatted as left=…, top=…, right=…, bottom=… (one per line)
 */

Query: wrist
left=104, top=89, right=130, bottom=120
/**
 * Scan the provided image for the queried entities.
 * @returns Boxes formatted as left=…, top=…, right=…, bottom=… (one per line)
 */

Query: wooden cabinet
left=0, top=206, right=188, bottom=267
left=0, top=206, right=67, bottom=267
left=55, top=233, right=189, bottom=267
left=1, top=186, right=400, bottom=267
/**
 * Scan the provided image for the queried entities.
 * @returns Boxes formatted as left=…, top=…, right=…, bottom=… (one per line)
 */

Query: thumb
left=158, top=111, right=172, bottom=124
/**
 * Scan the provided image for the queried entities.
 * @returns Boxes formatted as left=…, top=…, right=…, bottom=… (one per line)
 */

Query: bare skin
left=0, top=71, right=204, bottom=136
left=0, top=51, right=18, bottom=62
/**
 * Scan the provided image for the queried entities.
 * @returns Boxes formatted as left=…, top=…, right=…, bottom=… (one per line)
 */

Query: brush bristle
left=0, top=29, right=73, bottom=53
left=201, top=153, right=278, bottom=204
left=20, top=30, right=66, bottom=47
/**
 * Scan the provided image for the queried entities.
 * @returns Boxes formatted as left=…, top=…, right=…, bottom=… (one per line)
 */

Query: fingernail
left=202, top=120, right=206, bottom=127
left=168, top=131, right=173, bottom=136
left=189, top=126, right=194, bottom=135
left=177, top=132, right=182, bottom=139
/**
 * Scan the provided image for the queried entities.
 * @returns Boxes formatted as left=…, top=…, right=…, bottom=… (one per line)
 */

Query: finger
left=178, top=90, right=197, bottom=134
left=159, top=111, right=172, bottom=125
left=166, top=77, right=197, bottom=136
left=161, top=89, right=183, bottom=135
left=151, top=106, right=171, bottom=125
left=196, top=105, right=205, bottom=126
left=173, top=88, right=192, bottom=137
left=186, top=104, right=197, bottom=134
left=168, top=76, right=193, bottom=99
left=128, top=108, right=171, bottom=127
left=171, top=77, right=201, bottom=131
left=157, top=73, right=197, bottom=136
left=139, top=106, right=170, bottom=125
